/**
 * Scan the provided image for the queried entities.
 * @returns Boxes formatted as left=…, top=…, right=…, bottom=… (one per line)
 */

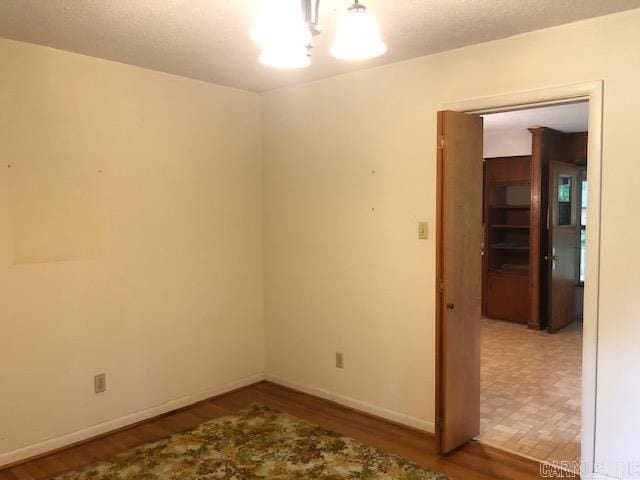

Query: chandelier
left=251, top=0, right=387, bottom=69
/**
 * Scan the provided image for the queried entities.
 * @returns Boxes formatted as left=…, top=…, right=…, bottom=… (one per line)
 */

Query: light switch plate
left=418, top=222, right=429, bottom=240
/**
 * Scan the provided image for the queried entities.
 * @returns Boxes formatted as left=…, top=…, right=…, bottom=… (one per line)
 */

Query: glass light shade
left=258, top=18, right=311, bottom=69
left=250, top=16, right=268, bottom=45
left=259, top=42, right=311, bottom=69
left=251, top=0, right=312, bottom=69
left=330, top=5, right=387, bottom=61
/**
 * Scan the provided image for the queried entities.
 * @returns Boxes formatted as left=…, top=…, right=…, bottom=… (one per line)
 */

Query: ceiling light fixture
left=331, top=1, right=387, bottom=61
left=251, top=1, right=312, bottom=69
left=250, top=0, right=387, bottom=69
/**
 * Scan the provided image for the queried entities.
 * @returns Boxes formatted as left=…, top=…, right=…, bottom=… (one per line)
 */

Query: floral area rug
left=55, top=403, right=452, bottom=479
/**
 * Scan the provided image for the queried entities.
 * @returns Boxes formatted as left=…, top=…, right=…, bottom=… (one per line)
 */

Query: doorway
left=435, top=82, right=602, bottom=477
left=478, top=102, right=588, bottom=465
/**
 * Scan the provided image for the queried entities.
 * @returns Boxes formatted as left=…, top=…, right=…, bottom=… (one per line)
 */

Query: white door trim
left=441, top=80, right=603, bottom=477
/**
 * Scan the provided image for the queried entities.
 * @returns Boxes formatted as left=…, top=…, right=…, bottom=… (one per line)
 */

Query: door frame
left=436, top=81, right=603, bottom=474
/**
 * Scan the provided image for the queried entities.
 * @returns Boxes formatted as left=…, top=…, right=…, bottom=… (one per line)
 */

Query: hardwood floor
left=0, top=381, right=549, bottom=480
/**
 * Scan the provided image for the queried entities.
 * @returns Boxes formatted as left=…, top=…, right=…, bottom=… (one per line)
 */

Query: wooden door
left=547, top=161, right=579, bottom=333
left=436, top=110, right=483, bottom=454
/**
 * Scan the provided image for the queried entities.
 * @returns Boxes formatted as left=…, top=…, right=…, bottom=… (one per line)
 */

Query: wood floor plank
left=0, top=381, right=548, bottom=480
left=3, top=465, right=35, bottom=480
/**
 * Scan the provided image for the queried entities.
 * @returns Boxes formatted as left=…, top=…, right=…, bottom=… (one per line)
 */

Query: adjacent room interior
left=478, top=103, right=588, bottom=465
left=1, top=2, right=640, bottom=480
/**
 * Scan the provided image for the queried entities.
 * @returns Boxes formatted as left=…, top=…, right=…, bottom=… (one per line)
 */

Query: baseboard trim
left=2, top=373, right=434, bottom=469
left=0, top=372, right=265, bottom=469
left=264, top=374, right=435, bottom=434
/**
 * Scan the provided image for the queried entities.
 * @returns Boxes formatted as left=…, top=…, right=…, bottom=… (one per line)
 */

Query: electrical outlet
left=335, top=352, right=344, bottom=369
left=94, top=373, right=106, bottom=394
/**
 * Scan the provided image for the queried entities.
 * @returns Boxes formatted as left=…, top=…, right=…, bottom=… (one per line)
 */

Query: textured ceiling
left=1, top=0, right=639, bottom=92
left=483, top=102, right=589, bottom=134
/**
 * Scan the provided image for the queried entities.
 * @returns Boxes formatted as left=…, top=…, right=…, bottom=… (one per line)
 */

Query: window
left=557, top=175, right=572, bottom=226
left=579, top=178, right=587, bottom=283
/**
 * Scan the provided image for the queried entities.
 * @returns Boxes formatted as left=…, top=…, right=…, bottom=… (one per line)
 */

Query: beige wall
left=0, top=40, right=264, bottom=462
left=2, top=8, right=640, bottom=479
left=262, top=9, right=640, bottom=479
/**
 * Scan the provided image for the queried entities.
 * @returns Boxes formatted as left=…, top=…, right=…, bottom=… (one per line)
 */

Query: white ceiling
left=1, top=1, right=639, bottom=92
left=483, top=102, right=589, bottom=134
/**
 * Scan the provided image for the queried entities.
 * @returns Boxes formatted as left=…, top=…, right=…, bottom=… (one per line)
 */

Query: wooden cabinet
left=484, top=273, right=529, bottom=323
left=482, top=155, right=532, bottom=324
left=482, top=130, right=588, bottom=329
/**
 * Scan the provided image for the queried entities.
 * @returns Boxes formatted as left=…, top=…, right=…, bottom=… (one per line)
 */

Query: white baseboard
left=2, top=373, right=433, bottom=469
left=0, top=372, right=265, bottom=469
left=265, top=374, right=435, bottom=433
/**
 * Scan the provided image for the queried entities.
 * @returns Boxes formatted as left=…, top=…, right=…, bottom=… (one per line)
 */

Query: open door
left=547, top=161, right=579, bottom=333
left=436, top=111, right=483, bottom=454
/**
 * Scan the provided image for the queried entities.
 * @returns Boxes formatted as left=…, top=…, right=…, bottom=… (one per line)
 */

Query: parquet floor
left=478, top=318, right=582, bottom=464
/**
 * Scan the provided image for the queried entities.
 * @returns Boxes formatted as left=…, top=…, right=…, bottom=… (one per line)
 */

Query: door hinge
left=438, top=279, right=444, bottom=293
left=438, top=135, right=445, bottom=149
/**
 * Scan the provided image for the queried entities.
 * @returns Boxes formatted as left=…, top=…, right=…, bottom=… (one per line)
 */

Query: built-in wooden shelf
left=490, top=204, right=531, bottom=209
left=483, top=156, right=534, bottom=325
left=490, top=245, right=530, bottom=250
left=489, top=267, right=530, bottom=276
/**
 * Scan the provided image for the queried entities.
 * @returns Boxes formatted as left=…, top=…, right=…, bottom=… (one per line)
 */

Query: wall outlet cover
left=94, top=373, right=106, bottom=394
left=335, top=352, right=344, bottom=369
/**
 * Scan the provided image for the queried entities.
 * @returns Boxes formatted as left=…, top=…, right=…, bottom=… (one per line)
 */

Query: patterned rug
left=55, top=403, right=451, bottom=479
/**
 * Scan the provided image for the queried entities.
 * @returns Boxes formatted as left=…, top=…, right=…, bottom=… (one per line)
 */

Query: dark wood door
left=547, top=161, right=579, bottom=333
left=436, top=110, right=483, bottom=454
